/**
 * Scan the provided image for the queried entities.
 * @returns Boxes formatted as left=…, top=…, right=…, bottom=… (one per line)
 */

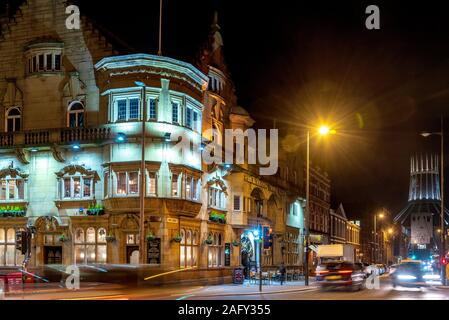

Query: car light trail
left=19, top=269, right=50, bottom=283
left=144, top=266, right=198, bottom=281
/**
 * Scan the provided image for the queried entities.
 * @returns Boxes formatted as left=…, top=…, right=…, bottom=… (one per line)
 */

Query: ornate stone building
left=0, top=0, right=304, bottom=282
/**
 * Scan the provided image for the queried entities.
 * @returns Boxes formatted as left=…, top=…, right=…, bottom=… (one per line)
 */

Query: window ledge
left=55, top=199, right=96, bottom=209
left=0, top=200, right=28, bottom=205
left=27, top=71, right=64, bottom=78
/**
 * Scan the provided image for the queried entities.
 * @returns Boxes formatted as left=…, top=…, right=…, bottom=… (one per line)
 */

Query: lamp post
left=135, top=81, right=147, bottom=264
left=421, top=115, right=446, bottom=286
left=251, top=227, right=262, bottom=292
left=304, top=125, right=335, bottom=286
left=373, top=212, right=384, bottom=263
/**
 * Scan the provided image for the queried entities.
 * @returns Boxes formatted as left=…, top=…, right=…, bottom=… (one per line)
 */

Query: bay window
left=148, top=172, right=157, bottom=196
left=115, top=171, right=139, bottom=196
left=171, top=173, right=179, bottom=197
left=172, top=102, right=179, bottom=124
left=186, top=107, right=192, bottom=128
left=113, top=97, right=140, bottom=122
left=149, top=98, right=157, bottom=120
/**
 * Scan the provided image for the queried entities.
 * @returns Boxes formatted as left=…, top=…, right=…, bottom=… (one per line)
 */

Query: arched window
left=6, top=108, right=21, bottom=132
left=208, top=232, right=223, bottom=268
left=74, top=228, right=85, bottom=243
left=68, top=102, right=84, bottom=128
left=180, top=228, right=198, bottom=269
left=74, top=227, right=107, bottom=265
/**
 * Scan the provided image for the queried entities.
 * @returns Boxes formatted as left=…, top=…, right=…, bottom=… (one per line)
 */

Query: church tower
left=395, top=153, right=449, bottom=260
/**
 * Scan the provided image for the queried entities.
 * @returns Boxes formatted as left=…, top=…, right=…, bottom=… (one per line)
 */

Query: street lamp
left=373, top=211, right=385, bottom=263
left=249, top=227, right=262, bottom=292
left=421, top=115, right=446, bottom=286
left=304, top=124, right=335, bottom=286
left=135, top=81, right=147, bottom=265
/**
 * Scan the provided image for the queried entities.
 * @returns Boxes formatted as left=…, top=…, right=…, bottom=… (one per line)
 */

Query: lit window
left=59, top=174, right=94, bottom=200
left=68, top=102, right=84, bottom=128
left=208, top=187, right=225, bottom=209
left=129, top=98, right=140, bottom=120
left=115, top=171, right=139, bottom=196
left=208, top=232, right=223, bottom=268
left=148, top=172, right=157, bottom=196
left=128, top=172, right=139, bottom=194
left=172, top=102, right=179, bottom=124
left=193, top=111, right=201, bottom=132
left=149, top=99, right=157, bottom=120
left=75, top=227, right=107, bottom=264
left=0, top=176, right=26, bottom=201
left=6, top=108, right=21, bottom=133
left=186, top=176, right=192, bottom=199
left=115, top=97, right=140, bottom=122
left=186, top=107, right=192, bottom=128
left=233, top=195, right=241, bottom=211
left=0, top=228, right=24, bottom=266
left=117, top=99, right=127, bottom=121
left=172, top=174, right=179, bottom=197
left=180, top=228, right=199, bottom=268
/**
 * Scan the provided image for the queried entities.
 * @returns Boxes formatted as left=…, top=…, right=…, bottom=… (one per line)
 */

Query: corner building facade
left=0, top=1, right=304, bottom=282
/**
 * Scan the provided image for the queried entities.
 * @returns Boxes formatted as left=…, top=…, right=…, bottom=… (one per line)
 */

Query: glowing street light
left=305, top=123, right=336, bottom=286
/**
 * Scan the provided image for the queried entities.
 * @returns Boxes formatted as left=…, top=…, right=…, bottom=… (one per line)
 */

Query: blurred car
left=364, top=264, right=380, bottom=276
left=390, top=261, right=425, bottom=288
left=376, top=264, right=386, bottom=275
left=316, top=261, right=366, bottom=291
left=389, top=264, right=399, bottom=274
left=354, top=263, right=368, bottom=278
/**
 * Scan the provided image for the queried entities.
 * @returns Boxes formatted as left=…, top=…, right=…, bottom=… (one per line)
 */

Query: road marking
left=176, top=295, right=194, bottom=300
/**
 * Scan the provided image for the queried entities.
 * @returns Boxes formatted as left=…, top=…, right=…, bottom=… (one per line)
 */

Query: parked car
left=316, top=261, right=366, bottom=291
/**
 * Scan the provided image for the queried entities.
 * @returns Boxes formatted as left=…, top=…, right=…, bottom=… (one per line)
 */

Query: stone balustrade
left=0, top=127, right=112, bottom=148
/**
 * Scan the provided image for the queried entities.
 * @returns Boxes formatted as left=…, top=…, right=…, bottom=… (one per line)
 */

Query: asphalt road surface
left=5, top=277, right=449, bottom=300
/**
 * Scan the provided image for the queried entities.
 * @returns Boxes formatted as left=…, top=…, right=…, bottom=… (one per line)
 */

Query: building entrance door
left=44, top=246, right=62, bottom=264
left=126, top=246, right=139, bottom=264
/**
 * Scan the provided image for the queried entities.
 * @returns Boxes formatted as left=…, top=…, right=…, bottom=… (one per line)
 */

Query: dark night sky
left=5, top=0, right=449, bottom=219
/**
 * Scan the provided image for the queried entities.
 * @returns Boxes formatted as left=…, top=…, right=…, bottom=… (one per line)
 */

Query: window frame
left=5, top=107, right=21, bottom=133
left=67, top=101, right=85, bottom=128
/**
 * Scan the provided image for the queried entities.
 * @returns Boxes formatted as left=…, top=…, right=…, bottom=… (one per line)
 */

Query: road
left=4, top=277, right=449, bottom=300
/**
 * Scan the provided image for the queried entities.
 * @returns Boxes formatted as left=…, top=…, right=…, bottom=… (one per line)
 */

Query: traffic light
left=440, top=257, right=448, bottom=266
left=263, top=226, right=273, bottom=249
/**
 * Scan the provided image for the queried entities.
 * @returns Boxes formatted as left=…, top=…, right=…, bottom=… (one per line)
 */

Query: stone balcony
left=0, top=126, right=112, bottom=148
left=104, top=197, right=202, bottom=218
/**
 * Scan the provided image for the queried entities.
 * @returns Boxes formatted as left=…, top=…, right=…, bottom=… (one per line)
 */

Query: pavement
left=176, top=280, right=318, bottom=299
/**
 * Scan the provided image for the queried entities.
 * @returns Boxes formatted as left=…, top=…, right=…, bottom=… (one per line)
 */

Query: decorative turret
left=408, top=153, right=441, bottom=201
